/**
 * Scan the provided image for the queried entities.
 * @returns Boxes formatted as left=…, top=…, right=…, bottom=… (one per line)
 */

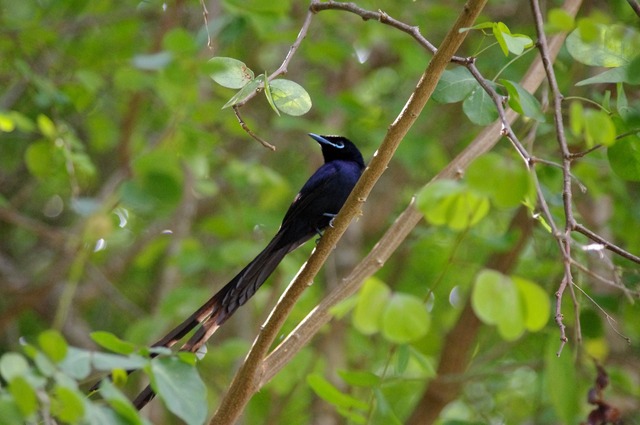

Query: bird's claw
left=323, top=212, right=337, bottom=228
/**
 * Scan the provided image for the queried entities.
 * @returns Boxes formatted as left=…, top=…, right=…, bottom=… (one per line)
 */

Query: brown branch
left=573, top=223, right=640, bottom=264
left=232, top=106, right=276, bottom=151
left=530, top=0, right=580, bottom=355
left=209, top=1, right=489, bottom=423
left=627, top=0, right=640, bottom=17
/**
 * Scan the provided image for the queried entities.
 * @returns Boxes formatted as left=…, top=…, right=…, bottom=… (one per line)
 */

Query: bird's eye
left=333, top=141, right=345, bottom=149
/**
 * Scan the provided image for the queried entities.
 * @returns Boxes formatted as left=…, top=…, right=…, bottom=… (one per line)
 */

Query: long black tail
left=131, top=231, right=300, bottom=409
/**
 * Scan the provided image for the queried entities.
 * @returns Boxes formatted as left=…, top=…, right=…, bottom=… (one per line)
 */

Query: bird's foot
left=323, top=212, right=338, bottom=228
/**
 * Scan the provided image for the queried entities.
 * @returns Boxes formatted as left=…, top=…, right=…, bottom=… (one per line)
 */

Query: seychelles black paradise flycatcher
left=126, top=133, right=365, bottom=408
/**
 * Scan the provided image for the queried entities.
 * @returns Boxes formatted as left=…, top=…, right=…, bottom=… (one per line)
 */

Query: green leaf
left=501, top=32, right=533, bottom=56
left=268, top=79, right=312, bottom=116
left=569, top=101, right=583, bottom=137
left=608, top=134, right=640, bottom=181
left=162, top=28, right=197, bottom=55
left=0, top=353, right=30, bottom=381
left=0, top=113, right=15, bottom=132
left=461, top=22, right=494, bottom=32
left=463, top=86, right=499, bottom=125
left=262, top=71, right=280, bottom=116
left=0, top=397, right=23, bottom=425
left=307, top=373, right=368, bottom=410
left=466, top=153, right=532, bottom=208
left=616, top=83, right=630, bottom=119
left=545, top=338, right=579, bottom=423
left=566, top=23, right=640, bottom=67
left=58, top=347, right=92, bottom=380
left=500, top=80, right=545, bottom=121
left=547, top=8, right=575, bottom=33
left=417, top=180, right=490, bottom=230
left=353, top=277, right=391, bottom=335
left=381, top=293, right=430, bottom=344
left=51, top=385, right=85, bottom=423
left=37, top=113, right=57, bottom=138
left=337, top=370, right=381, bottom=388
left=471, top=269, right=525, bottom=341
left=444, top=190, right=490, bottom=230
left=25, top=141, right=57, bottom=179
left=584, top=109, right=616, bottom=147
left=8, top=376, right=38, bottom=417
left=90, top=352, right=147, bottom=371
left=222, top=77, right=262, bottom=108
left=33, top=350, right=56, bottom=377
left=513, top=276, right=550, bottom=331
left=433, top=67, right=478, bottom=103
left=150, top=357, right=207, bottom=425
left=90, top=331, right=137, bottom=355
left=417, top=180, right=461, bottom=226
left=492, top=22, right=510, bottom=56
left=209, top=57, right=254, bottom=89
left=99, top=379, right=144, bottom=425
left=576, top=67, right=629, bottom=86
left=627, top=54, right=640, bottom=85
left=38, top=329, right=68, bottom=363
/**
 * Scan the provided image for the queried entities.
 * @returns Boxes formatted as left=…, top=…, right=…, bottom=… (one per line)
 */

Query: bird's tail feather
left=150, top=232, right=294, bottom=350
left=132, top=232, right=299, bottom=409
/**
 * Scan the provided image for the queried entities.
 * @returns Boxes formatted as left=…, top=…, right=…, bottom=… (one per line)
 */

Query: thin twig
left=232, top=106, right=276, bottom=150
left=530, top=0, right=581, bottom=355
left=573, top=223, right=640, bottom=264
left=199, top=0, right=212, bottom=49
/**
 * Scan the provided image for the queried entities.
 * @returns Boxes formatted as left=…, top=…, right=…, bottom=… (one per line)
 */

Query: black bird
left=130, top=133, right=365, bottom=409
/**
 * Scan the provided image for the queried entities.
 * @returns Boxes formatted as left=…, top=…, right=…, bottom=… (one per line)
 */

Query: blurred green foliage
left=1, top=0, right=639, bottom=424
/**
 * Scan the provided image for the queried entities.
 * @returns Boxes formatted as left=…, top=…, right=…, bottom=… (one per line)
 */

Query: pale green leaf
left=307, top=373, right=368, bottom=410
left=353, top=277, right=391, bottom=335
left=584, top=109, right=616, bottom=147
left=566, top=23, right=640, bottom=67
left=608, top=134, right=640, bottom=181
left=463, top=86, right=499, bottom=125
left=547, top=8, right=575, bottom=33
left=381, top=293, right=430, bottom=344
left=269, top=79, right=312, bottom=116
left=0, top=353, right=30, bottom=381
left=433, top=67, right=477, bottom=103
left=38, top=330, right=68, bottom=363
left=51, top=385, right=85, bottom=423
left=150, top=357, right=207, bottom=425
left=209, top=57, right=254, bottom=89
left=513, top=276, right=550, bottom=331
left=90, top=331, right=137, bottom=355
left=501, top=79, right=545, bottom=122
left=471, top=269, right=525, bottom=341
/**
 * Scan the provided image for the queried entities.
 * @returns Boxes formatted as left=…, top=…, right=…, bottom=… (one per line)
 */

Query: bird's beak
left=308, top=133, right=344, bottom=149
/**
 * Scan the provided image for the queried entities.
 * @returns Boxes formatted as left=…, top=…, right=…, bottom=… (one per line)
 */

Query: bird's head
left=308, top=133, right=365, bottom=168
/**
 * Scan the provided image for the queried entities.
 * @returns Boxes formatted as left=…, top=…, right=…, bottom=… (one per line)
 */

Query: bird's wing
left=279, top=162, right=339, bottom=229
